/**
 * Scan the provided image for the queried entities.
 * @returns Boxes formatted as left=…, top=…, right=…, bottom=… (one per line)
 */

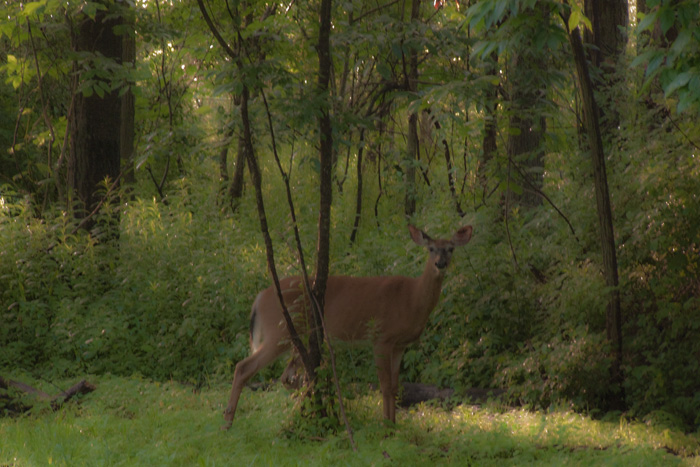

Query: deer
left=222, top=224, right=473, bottom=429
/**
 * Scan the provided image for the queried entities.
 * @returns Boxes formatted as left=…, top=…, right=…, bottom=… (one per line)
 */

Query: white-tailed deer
left=222, top=224, right=472, bottom=429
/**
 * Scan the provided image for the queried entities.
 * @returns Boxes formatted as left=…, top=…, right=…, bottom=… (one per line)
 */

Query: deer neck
left=415, top=260, right=446, bottom=318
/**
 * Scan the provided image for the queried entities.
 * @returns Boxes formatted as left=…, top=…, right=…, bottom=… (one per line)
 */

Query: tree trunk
left=479, top=52, right=499, bottom=204
left=350, top=128, right=365, bottom=244
left=506, top=110, right=546, bottom=208
left=433, top=117, right=463, bottom=216
left=240, top=85, right=314, bottom=375
left=566, top=9, right=624, bottom=410
left=404, top=0, right=420, bottom=217
left=311, top=0, right=334, bottom=373
left=218, top=124, right=234, bottom=185
left=121, top=25, right=135, bottom=187
left=228, top=136, right=247, bottom=207
left=505, top=16, right=546, bottom=209
left=584, top=0, right=628, bottom=131
left=68, top=6, right=128, bottom=226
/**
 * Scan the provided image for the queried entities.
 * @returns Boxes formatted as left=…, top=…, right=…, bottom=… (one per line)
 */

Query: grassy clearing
left=1, top=374, right=698, bottom=466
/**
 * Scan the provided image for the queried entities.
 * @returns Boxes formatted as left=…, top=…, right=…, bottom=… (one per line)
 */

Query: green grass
left=1, top=374, right=698, bottom=466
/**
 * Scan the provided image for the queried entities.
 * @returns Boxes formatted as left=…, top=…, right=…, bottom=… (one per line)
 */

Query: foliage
left=633, top=0, right=700, bottom=113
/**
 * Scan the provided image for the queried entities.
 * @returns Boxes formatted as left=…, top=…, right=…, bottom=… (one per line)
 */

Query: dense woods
left=1, top=0, right=699, bottom=434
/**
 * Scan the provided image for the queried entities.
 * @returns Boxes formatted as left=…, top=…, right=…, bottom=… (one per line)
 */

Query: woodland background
left=1, top=0, right=699, bottom=433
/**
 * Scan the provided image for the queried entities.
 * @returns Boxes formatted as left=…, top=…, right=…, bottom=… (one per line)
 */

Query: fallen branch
left=0, top=377, right=96, bottom=415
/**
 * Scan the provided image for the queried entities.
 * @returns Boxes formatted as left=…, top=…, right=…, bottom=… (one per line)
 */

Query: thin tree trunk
left=433, top=117, right=463, bottom=216
left=239, top=85, right=315, bottom=375
left=311, top=0, right=333, bottom=370
left=404, top=0, right=420, bottom=217
left=478, top=55, right=498, bottom=207
left=218, top=124, right=234, bottom=185
left=350, top=128, right=365, bottom=244
left=121, top=24, right=135, bottom=187
left=228, top=136, right=246, bottom=207
left=566, top=8, right=624, bottom=409
left=584, top=0, right=628, bottom=131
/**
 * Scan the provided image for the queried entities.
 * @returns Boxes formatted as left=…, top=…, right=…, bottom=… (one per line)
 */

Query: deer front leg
left=374, top=342, right=398, bottom=423
left=389, top=346, right=406, bottom=422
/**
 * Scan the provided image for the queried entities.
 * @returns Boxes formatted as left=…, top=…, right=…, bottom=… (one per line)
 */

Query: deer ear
left=452, top=225, right=473, bottom=246
left=408, top=225, right=431, bottom=246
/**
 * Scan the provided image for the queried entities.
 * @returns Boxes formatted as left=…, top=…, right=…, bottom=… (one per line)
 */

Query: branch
left=0, top=377, right=96, bottom=413
left=667, top=113, right=700, bottom=150
left=504, top=159, right=521, bottom=271
left=196, top=0, right=238, bottom=60
left=509, top=157, right=579, bottom=242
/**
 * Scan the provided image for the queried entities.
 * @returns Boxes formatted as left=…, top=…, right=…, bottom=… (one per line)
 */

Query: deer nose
left=436, top=257, right=449, bottom=269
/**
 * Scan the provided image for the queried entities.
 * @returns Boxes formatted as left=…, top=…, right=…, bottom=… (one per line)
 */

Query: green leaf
left=81, top=1, right=108, bottom=20
left=568, top=9, right=581, bottom=33
left=670, top=30, right=691, bottom=58
left=630, top=50, right=656, bottom=69
left=664, top=71, right=692, bottom=97
left=22, top=1, right=47, bottom=17
left=645, top=52, right=665, bottom=79
left=637, top=10, right=658, bottom=33
left=658, top=6, right=675, bottom=35
left=376, top=62, right=392, bottom=81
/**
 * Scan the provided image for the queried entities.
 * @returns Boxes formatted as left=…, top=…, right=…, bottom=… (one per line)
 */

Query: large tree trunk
left=566, top=8, right=624, bottom=410
left=68, top=7, right=129, bottom=225
left=505, top=9, right=547, bottom=209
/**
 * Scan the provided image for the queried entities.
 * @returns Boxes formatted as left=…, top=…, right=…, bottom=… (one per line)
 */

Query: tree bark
left=68, top=6, right=129, bottom=226
left=566, top=8, right=624, bottom=409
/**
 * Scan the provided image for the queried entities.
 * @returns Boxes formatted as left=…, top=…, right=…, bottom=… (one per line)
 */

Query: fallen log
left=398, top=383, right=507, bottom=408
left=0, top=376, right=96, bottom=416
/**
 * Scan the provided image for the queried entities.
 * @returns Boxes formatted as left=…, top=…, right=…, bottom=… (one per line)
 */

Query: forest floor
left=1, top=374, right=699, bottom=466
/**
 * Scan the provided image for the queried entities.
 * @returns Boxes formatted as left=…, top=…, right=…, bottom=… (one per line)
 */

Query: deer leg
left=280, top=353, right=303, bottom=390
left=373, top=342, right=397, bottom=423
left=222, top=342, right=287, bottom=430
left=389, top=346, right=405, bottom=422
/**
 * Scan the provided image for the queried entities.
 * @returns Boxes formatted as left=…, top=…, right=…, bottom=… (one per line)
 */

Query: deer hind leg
left=222, top=341, right=288, bottom=430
